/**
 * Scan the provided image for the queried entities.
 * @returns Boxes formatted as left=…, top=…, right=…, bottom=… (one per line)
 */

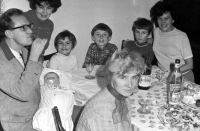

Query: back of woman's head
left=28, top=0, right=62, bottom=13
left=104, top=51, right=145, bottom=83
left=150, top=1, right=177, bottom=26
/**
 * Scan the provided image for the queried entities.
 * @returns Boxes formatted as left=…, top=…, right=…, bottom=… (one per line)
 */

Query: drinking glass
left=137, top=99, right=151, bottom=114
left=156, top=70, right=164, bottom=86
left=85, top=63, right=95, bottom=79
left=32, top=33, right=39, bottom=40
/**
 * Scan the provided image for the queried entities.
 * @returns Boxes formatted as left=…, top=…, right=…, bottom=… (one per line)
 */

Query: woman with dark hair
left=76, top=51, right=145, bottom=131
left=150, top=1, right=194, bottom=82
left=24, top=0, right=62, bottom=62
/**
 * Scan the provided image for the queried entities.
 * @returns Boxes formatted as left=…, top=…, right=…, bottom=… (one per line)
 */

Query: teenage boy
left=123, top=18, right=154, bottom=63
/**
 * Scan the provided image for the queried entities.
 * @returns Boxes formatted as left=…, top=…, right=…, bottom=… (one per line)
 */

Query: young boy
left=82, top=23, right=118, bottom=68
left=47, top=30, right=78, bottom=72
left=123, top=18, right=154, bottom=63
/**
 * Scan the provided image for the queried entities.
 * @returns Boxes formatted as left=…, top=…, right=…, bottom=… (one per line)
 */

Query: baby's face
left=44, top=72, right=60, bottom=85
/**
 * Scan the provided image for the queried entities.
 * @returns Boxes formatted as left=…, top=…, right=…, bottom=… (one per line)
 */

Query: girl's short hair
left=28, top=0, right=62, bottom=13
left=150, top=1, right=177, bottom=27
left=54, top=30, right=77, bottom=50
left=132, top=17, right=153, bottom=35
left=91, top=23, right=112, bottom=36
left=104, top=51, right=145, bottom=84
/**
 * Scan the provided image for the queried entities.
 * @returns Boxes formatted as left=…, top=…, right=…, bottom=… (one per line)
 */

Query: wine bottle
left=138, top=53, right=152, bottom=90
left=52, top=106, right=66, bottom=131
left=168, top=59, right=182, bottom=105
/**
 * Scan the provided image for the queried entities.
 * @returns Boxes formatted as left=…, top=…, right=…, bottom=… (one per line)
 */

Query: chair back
left=44, top=52, right=57, bottom=61
left=121, top=40, right=126, bottom=50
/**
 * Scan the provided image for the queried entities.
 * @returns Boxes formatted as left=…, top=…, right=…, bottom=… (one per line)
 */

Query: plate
left=186, top=103, right=200, bottom=110
left=181, top=81, right=200, bottom=110
left=182, top=101, right=200, bottom=110
left=158, top=105, right=200, bottom=130
left=85, top=75, right=96, bottom=79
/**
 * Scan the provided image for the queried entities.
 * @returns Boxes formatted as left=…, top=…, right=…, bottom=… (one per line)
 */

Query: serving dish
left=158, top=104, right=200, bottom=131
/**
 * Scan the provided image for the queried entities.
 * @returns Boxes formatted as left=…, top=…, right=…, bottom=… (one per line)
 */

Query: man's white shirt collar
left=9, top=47, right=24, bottom=67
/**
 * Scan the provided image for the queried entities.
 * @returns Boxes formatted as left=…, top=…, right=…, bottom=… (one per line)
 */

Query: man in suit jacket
left=0, top=8, right=47, bottom=131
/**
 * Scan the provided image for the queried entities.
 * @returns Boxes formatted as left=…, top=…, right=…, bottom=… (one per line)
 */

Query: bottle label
left=174, top=72, right=181, bottom=78
left=169, top=84, right=181, bottom=104
left=139, top=75, right=151, bottom=87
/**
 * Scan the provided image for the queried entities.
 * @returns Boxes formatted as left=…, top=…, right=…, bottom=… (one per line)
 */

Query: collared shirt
left=82, top=43, right=118, bottom=68
left=9, top=47, right=24, bottom=67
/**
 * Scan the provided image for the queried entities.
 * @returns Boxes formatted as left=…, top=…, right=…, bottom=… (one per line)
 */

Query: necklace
left=135, top=41, right=149, bottom=47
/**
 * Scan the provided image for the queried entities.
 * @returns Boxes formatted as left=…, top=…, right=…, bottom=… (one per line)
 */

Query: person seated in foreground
left=122, top=17, right=154, bottom=64
left=76, top=50, right=145, bottom=131
left=33, top=70, right=86, bottom=131
left=82, top=23, right=118, bottom=68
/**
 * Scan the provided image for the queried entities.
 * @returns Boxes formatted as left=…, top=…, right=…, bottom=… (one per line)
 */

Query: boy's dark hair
left=28, top=0, right=62, bottom=13
left=91, top=23, right=112, bottom=36
left=54, top=30, right=77, bottom=50
left=150, top=1, right=177, bottom=27
left=0, top=8, right=24, bottom=40
left=132, top=18, right=153, bottom=35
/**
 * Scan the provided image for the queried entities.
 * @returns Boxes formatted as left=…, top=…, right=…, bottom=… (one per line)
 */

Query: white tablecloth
left=70, top=68, right=106, bottom=105
left=70, top=66, right=200, bottom=131
left=129, top=82, right=170, bottom=131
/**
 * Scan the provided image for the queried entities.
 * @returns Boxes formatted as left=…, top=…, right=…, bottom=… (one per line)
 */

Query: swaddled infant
left=33, top=72, right=75, bottom=131
left=44, top=72, right=62, bottom=89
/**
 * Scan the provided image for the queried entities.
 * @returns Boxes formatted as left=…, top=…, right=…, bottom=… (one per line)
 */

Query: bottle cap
left=175, top=59, right=180, bottom=64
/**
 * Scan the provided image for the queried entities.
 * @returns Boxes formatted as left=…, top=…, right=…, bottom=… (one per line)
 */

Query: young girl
left=47, top=30, right=78, bottom=72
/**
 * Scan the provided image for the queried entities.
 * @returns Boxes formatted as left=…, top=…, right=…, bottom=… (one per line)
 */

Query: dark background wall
left=165, top=0, right=200, bottom=84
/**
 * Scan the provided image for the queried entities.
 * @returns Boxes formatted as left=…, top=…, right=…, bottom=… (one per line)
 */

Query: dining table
left=70, top=66, right=106, bottom=105
left=69, top=66, right=200, bottom=131
left=129, top=68, right=169, bottom=131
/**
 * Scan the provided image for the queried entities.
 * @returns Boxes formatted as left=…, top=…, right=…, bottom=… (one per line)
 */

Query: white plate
left=182, top=101, right=200, bottom=110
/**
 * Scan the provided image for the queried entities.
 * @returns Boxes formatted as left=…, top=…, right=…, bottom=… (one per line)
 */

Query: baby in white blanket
left=33, top=69, right=81, bottom=131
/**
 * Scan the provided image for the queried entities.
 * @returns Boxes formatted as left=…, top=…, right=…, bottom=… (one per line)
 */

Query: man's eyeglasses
left=9, top=23, right=33, bottom=32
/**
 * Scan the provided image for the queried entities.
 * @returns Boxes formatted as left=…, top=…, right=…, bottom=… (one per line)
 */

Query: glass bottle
left=168, top=59, right=182, bottom=105
left=52, top=106, right=66, bottom=131
left=138, top=53, right=152, bottom=90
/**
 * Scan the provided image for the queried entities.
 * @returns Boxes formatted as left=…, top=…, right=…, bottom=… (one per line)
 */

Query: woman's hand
left=180, top=57, right=193, bottom=73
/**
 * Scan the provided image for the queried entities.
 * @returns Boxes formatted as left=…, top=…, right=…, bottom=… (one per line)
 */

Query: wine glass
left=137, top=99, right=151, bottom=114
left=85, top=63, right=95, bottom=79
